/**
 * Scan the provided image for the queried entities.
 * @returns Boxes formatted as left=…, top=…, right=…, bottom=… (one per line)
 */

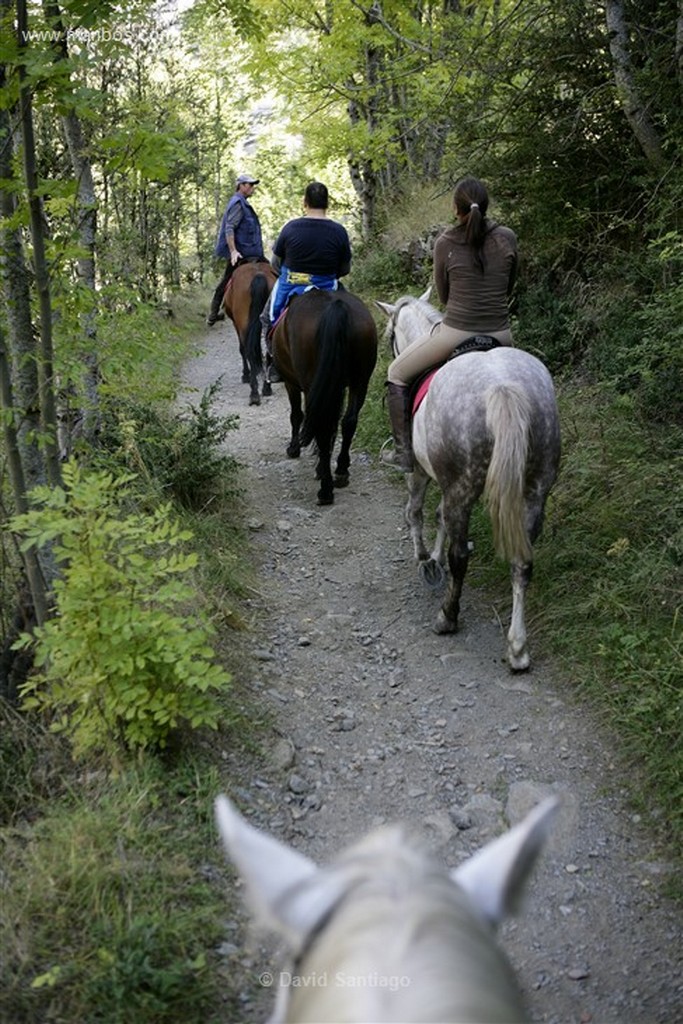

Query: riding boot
left=382, top=382, right=413, bottom=472
left=261, top=309, right=282, bottom=383
left=207, top=266, right=232, bottom=324
left=207, top=291, right=226, bottom=325
left=266, top=352, right=282, bottom=384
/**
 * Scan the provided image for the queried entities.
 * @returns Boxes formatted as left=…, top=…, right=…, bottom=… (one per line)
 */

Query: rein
left=392, top=300, right=501, bottom=361
left=287, top=876, right=369, bottom=980
left=391, top=299, right=442, bottom=357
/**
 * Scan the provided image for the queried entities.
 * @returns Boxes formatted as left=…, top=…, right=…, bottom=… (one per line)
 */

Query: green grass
left=0, top=752, right=241, bottom=1024
left=528, top=384, right=682, bottom=846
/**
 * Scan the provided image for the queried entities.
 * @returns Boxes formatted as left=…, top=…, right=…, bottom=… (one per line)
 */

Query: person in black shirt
left=268, top=182, right=352, bottom=326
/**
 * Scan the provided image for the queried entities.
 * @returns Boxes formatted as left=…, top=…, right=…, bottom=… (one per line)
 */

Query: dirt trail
left=181, top=323, right=681, bottom=1024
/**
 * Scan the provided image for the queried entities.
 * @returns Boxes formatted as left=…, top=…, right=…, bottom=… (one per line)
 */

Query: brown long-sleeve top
left=433, top=221, right=518, bottom=333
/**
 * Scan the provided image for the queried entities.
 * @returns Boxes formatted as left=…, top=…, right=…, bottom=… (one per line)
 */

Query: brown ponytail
left=453, top=176, right=489, bottom=272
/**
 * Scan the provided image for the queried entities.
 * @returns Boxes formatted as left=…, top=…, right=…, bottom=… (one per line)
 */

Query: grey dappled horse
left=376, top=291, right=561, bottom=670
left=215, top=794, right=558, bottom=1024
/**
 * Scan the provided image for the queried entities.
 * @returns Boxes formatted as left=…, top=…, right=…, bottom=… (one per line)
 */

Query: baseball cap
left=236, top=173, right=259, bottom=185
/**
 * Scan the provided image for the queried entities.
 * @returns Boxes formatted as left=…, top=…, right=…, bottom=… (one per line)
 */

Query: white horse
left=376, top=291, right=561, bottom=671
left=215, top=794, right=558, bottom=1024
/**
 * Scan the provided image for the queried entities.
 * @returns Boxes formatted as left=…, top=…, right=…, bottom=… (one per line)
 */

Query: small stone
left=567, top=967, right=591, bottom=980
left=288, top=773, right=309, bottom=794
left=272, top=737, right=296, bottom=771
left=449, top=806, right=473, bottom=830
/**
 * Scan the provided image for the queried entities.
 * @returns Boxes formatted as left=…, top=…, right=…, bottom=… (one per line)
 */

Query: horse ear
left=452, top=797, right=559, bottom=928
left=215, top=795, right=323, bottom=939
left=375, top=300, right=396, bottom=317
left=419, top=285, right=432, bottom=303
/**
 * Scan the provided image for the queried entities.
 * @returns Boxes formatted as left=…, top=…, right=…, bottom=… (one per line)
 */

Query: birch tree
left=605, top=0, right=665, bottom=167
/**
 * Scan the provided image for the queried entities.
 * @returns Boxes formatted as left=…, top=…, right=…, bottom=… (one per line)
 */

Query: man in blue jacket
left=207, top=173, right=265, bottom=325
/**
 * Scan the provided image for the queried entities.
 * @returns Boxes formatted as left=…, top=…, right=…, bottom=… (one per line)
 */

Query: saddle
left=409, top=334, right=501, bottom=416
left=266, top=282, right=345, bottom=341
left=224, top=257, right=271, bottom=296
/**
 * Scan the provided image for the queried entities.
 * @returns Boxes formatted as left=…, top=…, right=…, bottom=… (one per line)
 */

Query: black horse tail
left=245, top=273, right=271, bottom=374
left=299, top=298, right=349, bottom=447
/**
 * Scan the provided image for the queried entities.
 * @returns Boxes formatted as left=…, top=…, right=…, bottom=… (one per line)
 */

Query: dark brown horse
left=272, top=289, right=378, bottom=505
left=222, top=260, right=277, bottom=406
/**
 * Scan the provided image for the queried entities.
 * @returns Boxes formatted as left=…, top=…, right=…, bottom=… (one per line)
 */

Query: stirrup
left=380, top=441, right=412, bottom=473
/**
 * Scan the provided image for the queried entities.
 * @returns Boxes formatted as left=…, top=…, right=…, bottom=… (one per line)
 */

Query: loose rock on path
left=181, top=322, right=681, bottom=1024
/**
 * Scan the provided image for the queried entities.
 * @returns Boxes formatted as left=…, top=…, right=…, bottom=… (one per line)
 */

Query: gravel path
left=181, top=322, right=681, bottom=1024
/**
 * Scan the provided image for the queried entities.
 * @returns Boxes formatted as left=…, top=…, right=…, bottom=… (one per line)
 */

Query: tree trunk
left=0, top=55, right=44, bottom=493
left=43, top=0, right=100, bottom=452
left=676, top=0, right=683, bottom=90
left=16, top=0, right=62, bottom=488
left=0, top=325, right=49, bottom=634
left=348, top=151, right=376, bottom=239
left=605, top=0, right=665, bottom=167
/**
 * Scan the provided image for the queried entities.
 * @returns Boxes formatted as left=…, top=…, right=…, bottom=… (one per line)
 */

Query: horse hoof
left=433, top=609, right=457, bottom=634
left=508, top=649, right=530, bottom=673
left=286, top=444, right=300, bottom=459
left=419, top=559, right=445, bottom=589
left=334, top=473, right=350, bottom=489
left=249, top=394, right=261, bottom=407
left=262, top=382, right=273, bottom=397
left=317, top=492, right=334, bottom=506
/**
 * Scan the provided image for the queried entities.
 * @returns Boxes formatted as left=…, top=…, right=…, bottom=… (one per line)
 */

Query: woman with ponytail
left=382, top=176, right=518, bottom=471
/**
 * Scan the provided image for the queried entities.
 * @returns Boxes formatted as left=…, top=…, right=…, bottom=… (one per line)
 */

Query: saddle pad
left=412, top=369, right=439, bottom=416
left=267, top=307, right=287, bottom=341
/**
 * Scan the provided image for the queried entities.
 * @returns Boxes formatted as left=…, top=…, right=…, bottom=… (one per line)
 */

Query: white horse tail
left=484, top=384, right=533, bottom=564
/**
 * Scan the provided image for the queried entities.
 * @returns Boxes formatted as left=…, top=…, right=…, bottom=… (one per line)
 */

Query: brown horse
left=222, top=260, right=277, bottom=406
left=272, top=289, right=378, bottom=505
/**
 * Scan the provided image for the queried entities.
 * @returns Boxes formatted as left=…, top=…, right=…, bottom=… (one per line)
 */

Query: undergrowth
left=0, top=292, right=262, bottom=1023
left=0, top=755, right=240, bottom=1024
left=528, top=384, right=682, bottom=845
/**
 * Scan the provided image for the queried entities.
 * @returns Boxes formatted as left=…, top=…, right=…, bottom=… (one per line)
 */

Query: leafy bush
left=612, top=244, right=683, bottom=423
left=98, top=381, right=240, bottom=510
left=350, top=244, right=417, bottom=295
left=10, top=461, right=231, bottom=759
left=516, top=273, right=593, bottom=371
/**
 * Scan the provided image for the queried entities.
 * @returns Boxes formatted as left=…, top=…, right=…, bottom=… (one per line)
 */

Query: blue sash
left=271, top=269, right=338, bottom=321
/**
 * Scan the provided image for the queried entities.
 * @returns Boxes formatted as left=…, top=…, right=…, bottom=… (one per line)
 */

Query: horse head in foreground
left=215, top=794, right=558, bottom=1024
left=376, top=292, right=561, bottom=671
left=222, top=260, right=277, bottom=406
left=271, top=289, right=378, bottom=505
